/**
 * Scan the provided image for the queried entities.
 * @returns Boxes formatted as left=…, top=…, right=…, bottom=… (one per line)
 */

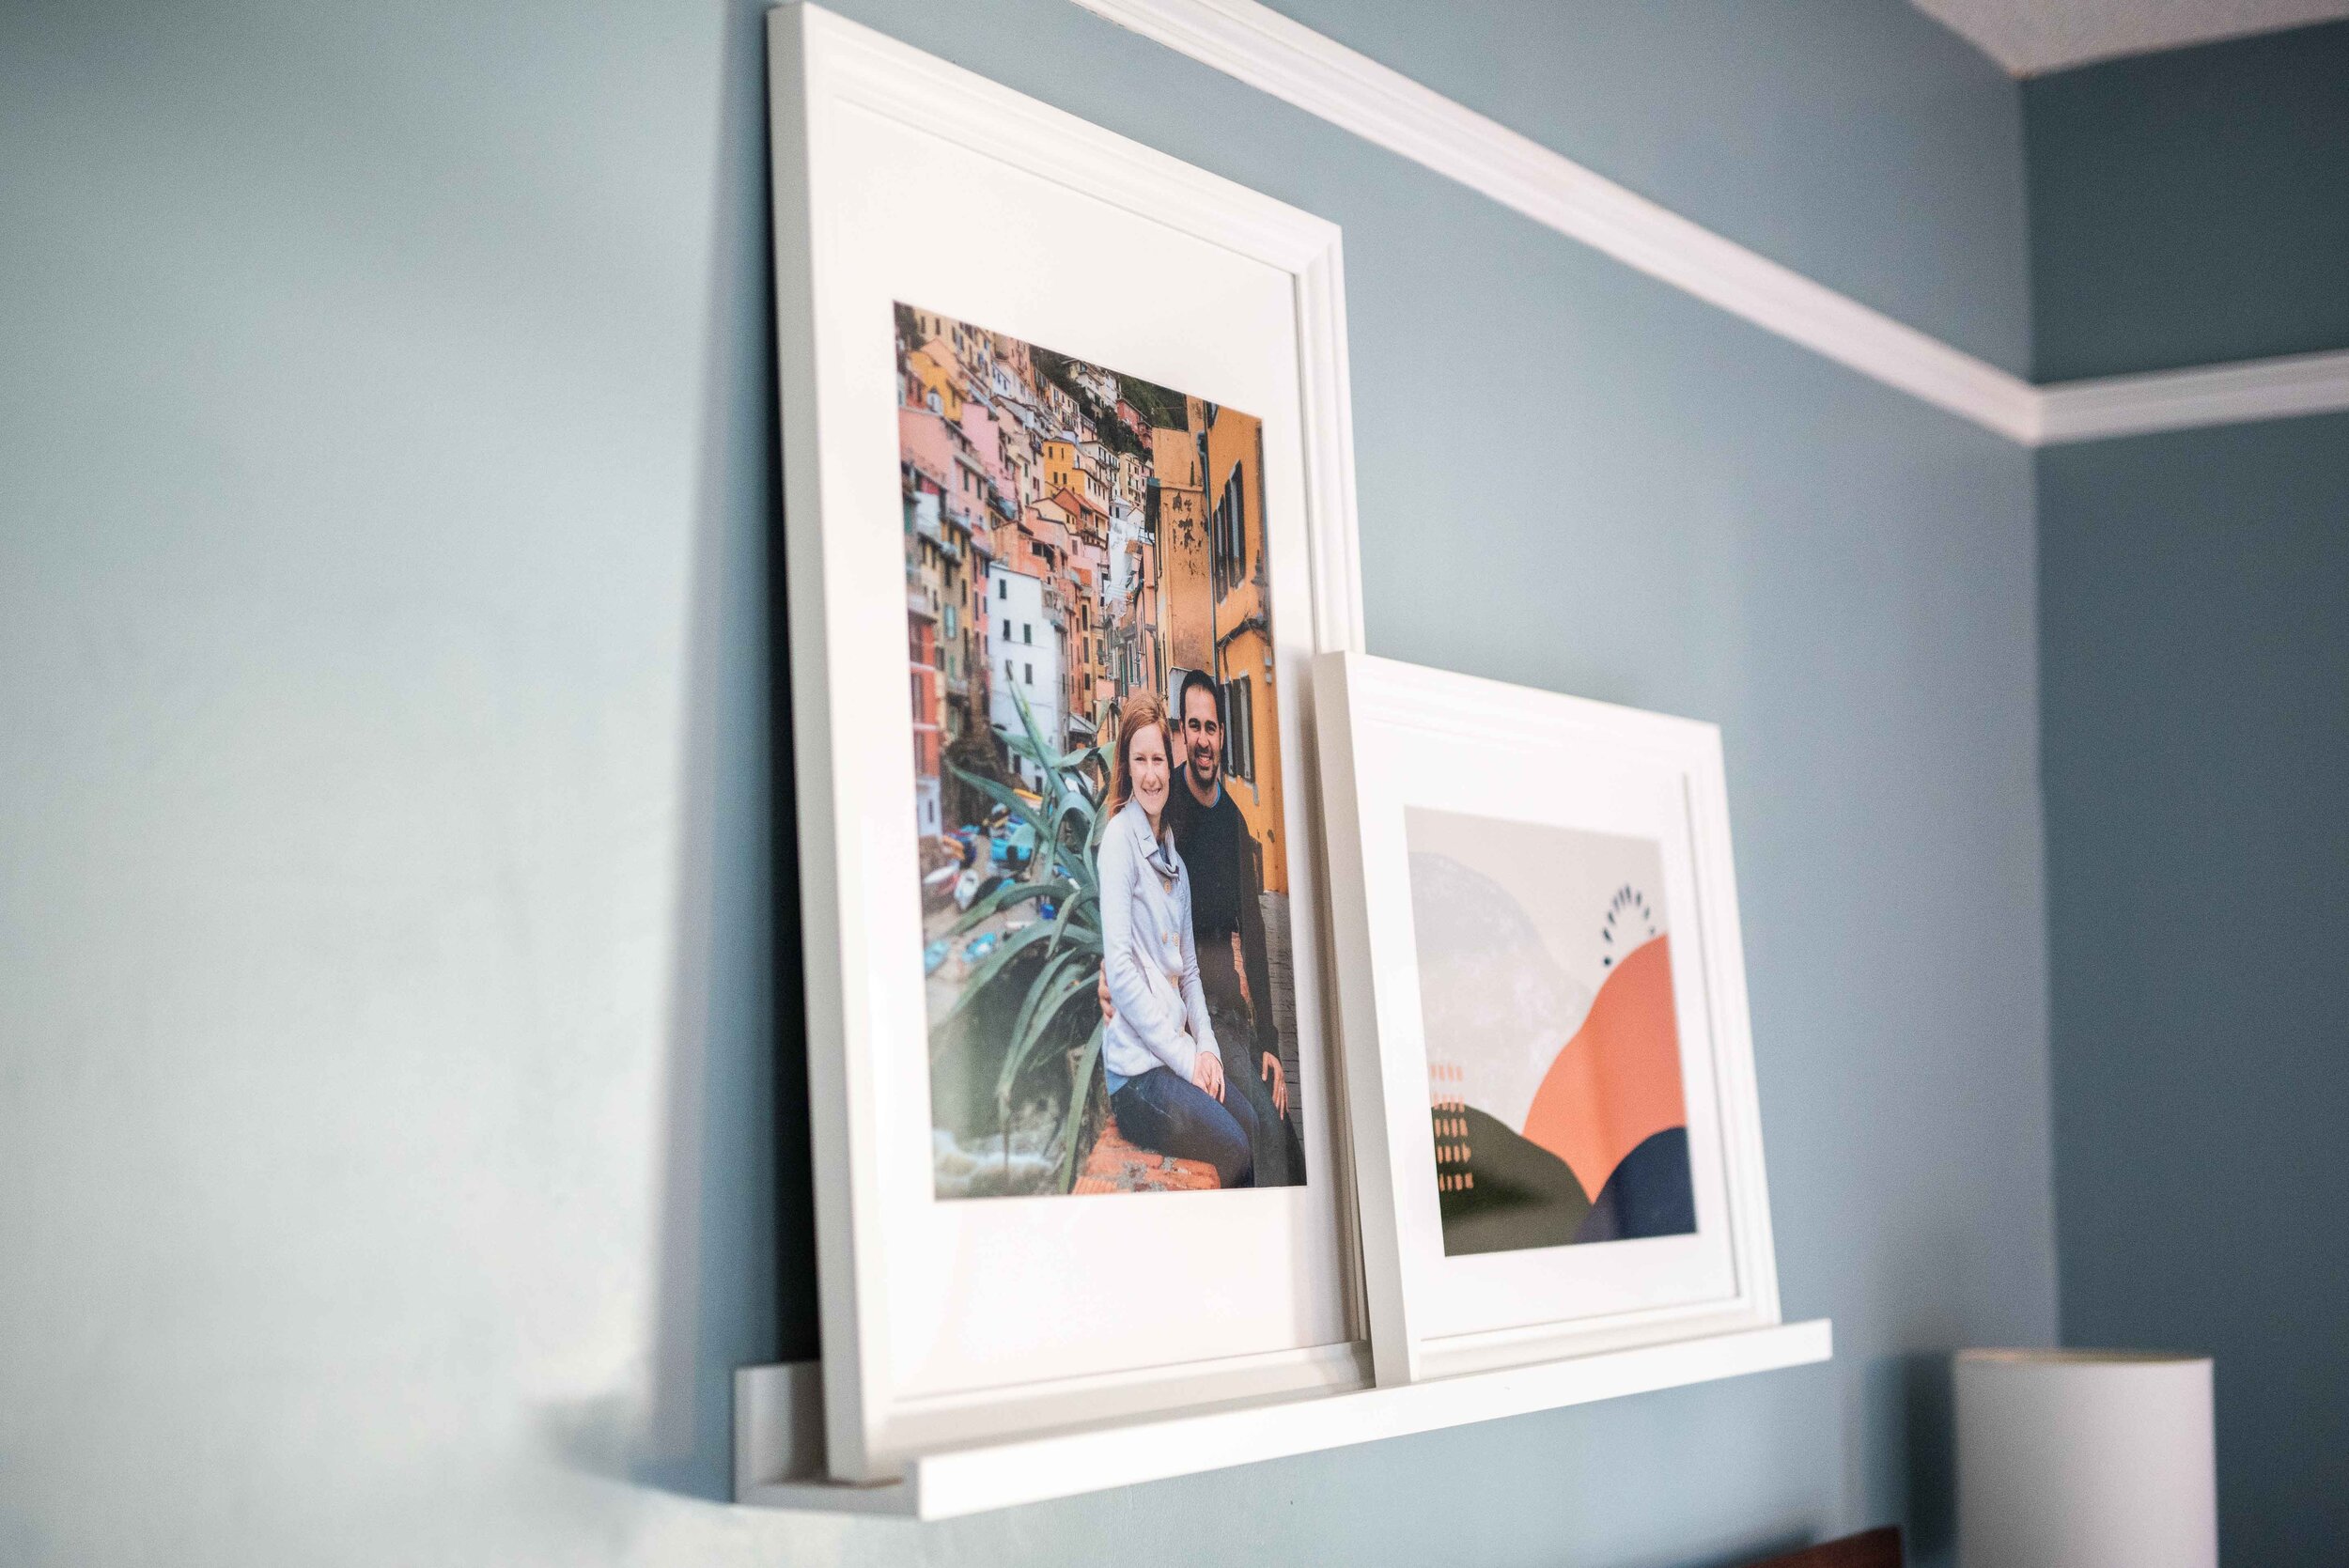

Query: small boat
left=922, top=939, right=949, bottom=976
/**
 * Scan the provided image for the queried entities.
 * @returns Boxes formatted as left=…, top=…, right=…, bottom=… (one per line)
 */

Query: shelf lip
left=736, top=1317, right=1832, bottom=1519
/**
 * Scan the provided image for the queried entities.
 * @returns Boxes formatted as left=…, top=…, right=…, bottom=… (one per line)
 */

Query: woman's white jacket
left=1096, top=798, right=1219, bottom=1083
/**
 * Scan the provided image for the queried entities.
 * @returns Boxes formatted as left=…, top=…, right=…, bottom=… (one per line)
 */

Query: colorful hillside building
left=987, top=562, right=1064, bottom=789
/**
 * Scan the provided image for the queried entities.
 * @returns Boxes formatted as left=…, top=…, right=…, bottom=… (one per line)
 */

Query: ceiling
left=1911, top=0, right=2349, bottom=73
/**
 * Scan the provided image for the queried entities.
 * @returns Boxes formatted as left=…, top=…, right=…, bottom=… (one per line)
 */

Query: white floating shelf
left=735, top=1317, right=1831, bottom=1519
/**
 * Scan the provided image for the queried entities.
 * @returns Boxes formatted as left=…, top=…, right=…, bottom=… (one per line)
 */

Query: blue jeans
left=1112, top=1066, right=1257, bottom=1188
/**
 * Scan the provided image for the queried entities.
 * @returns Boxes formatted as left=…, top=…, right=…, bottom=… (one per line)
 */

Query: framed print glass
left=1312, top=653, right=1782, bottom=1386
left=768, top=5, right=1366, bottom=1481
left=901, top=306, right=1311, bottom=1203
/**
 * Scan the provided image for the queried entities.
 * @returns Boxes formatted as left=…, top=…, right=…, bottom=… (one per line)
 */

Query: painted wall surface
left=2030, top=24, right=2349, bottom=1561
left=2025, top=21, right=2349, bottom=381
left=2039, top=412, right=2349, bottom=1568
left=0, top=2, right=2055, bottom=1566
left=1264, top=0, right=2034, bottom=378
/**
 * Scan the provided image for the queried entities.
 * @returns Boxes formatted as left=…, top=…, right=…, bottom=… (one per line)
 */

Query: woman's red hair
left=1108, top=692, right=1172, bottom=817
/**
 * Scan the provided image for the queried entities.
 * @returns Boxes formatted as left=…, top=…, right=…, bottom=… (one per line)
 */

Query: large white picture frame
left=768, top=4, right=1367, bottom=1482
left=1313, top=653, right=1781, bottom=1386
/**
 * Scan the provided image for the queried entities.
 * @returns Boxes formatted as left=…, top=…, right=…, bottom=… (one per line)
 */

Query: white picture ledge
left=734, top=1318, right=1832, bottom=1519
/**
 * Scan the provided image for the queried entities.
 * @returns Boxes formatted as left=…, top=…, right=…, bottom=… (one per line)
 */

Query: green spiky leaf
left=948, top=877, right=1075, bottom=937
left=996, top=950, right=1097, bottom=1107
left=1056, top=1026, right=1104, bottom=1192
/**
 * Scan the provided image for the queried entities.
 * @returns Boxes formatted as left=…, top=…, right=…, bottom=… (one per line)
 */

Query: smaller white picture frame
left=1312, top=652, right=1782, bottom=1386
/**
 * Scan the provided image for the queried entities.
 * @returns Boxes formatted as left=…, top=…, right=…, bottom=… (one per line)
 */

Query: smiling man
left=1162, top=668, right=1302, bottom=1187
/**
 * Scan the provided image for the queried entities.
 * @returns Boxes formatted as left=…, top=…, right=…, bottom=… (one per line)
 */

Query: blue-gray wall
left=2024, top=20, right=2349, bottom=380
left=0, top=3, right=2054, bottom=1565
left=2040, top=412, right=2349, bottom=1568
left=2031, top=24, right=2349, bottom=1567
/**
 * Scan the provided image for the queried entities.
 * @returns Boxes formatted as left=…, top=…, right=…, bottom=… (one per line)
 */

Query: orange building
left=1201, top=405, right=1283, bottom=895
left=1149, top=403, right=1211, bottom=675
left=1042, top=439, right=1112, bottom=518
left=904, top=337, right=964, bottom=422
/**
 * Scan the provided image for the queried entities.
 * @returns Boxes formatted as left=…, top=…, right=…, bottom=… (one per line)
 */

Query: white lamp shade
left=1955, top=1349, right=2217, bottom=1568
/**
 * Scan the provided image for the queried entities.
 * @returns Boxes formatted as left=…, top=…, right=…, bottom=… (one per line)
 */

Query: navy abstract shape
left=1572, top=1126, right=1697, bottom=1243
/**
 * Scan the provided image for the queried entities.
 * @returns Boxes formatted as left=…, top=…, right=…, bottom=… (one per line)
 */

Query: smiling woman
left=1086, top=693, right=1265, bottom=1190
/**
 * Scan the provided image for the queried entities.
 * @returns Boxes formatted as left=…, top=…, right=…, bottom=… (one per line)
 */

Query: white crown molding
left=1070, top=0, right=2040, bottom=439
left=1069, top=0, right=2349, bottom=448
left=2036, top=348, right=2349, bottom=445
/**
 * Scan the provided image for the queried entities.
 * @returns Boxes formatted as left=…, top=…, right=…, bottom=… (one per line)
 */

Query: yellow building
left=904, top=338, right=964, bottom=422
left=1202, top=405, right=1283, bottom=896
left=1042, top=438, right=1112, bottom=518
left=1150, top=404, right=1210, bottom=675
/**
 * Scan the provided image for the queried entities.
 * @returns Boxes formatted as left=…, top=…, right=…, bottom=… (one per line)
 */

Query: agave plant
left=937, top=684, right=1112, bottom=1192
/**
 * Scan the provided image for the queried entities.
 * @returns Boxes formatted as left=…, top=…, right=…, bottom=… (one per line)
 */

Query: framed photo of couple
left=769, top=4, right=1367, bottom=1482
left=769, top=3, right=1786, bottom=1491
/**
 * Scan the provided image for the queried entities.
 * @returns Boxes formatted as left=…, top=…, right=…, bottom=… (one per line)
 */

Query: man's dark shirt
left=1166, top=768, right=1298, bottom=1179
left=1167, top=774, right=1248, bottom=940
left=1166, top=773, right=1274, bottom=1056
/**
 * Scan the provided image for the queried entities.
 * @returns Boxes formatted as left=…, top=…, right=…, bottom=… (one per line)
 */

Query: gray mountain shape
left=1408, top=849, right=1594, bottom=1133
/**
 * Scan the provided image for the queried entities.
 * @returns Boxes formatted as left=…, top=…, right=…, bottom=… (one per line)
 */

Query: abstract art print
left=1314, top=652, right=1781, bottom=1385
left=1408, top=809, right=1695, bottom=1254
left=898, top=304, right=1307, bottom=1201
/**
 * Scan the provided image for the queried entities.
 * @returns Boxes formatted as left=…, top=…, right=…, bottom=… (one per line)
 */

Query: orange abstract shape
left=1519, top=936, right=1688, bottom=1203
